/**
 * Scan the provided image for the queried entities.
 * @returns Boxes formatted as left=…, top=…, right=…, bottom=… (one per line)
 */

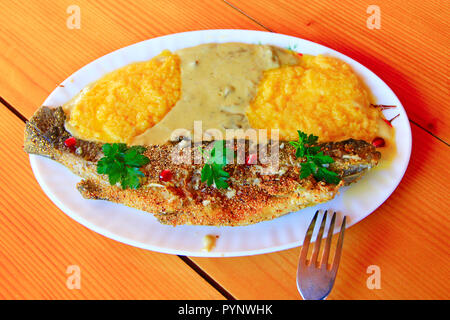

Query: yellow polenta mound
left=66, top=50, right=181, bottom=143
left=247, top=55, right=380, bottom=142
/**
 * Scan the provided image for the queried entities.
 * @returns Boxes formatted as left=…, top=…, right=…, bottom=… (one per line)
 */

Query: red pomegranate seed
left=64, top=137, right=77, bottom=148
left=245, top=154, right=257, bottom=165
left=372, top=137, right=385, bottom=148
left=159, top=169, right=173, bottom=182
left=297, top=52, right=303, bottom=57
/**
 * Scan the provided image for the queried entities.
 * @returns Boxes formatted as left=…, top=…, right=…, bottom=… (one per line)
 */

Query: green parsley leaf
left=290, top=131, right=341, bottom=184
left=311, top=151, right=334, bottom=165
left=124, top=148, right=150, bottom=167
left=96, top=143, right=150, bottom=189
left=299, top=162, right=314, bottom=179
left=316, top=167, right=341, bottom=185
left=286, top=44, right=298, bottom=51
left=200, top=141, right=232, bottom=189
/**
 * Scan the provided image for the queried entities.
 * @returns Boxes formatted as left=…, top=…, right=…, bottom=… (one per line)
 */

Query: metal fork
left=296, top=210, right=346, bottom=300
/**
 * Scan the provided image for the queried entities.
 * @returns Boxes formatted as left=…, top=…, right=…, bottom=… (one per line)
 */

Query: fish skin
left=24, top=106, right=381, bottom=226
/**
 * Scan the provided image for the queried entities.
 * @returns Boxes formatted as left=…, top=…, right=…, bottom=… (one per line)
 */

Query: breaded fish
left=24, top=107, right=380, bottom=226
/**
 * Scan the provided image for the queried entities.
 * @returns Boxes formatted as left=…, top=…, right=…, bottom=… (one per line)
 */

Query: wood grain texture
left=0, top=0, right=449, bottom=300
left=0, top=106, right=224, bottom=300
left=226, top=0, right=450, bottom=142
left=191, top=124, right=450, bottom=299
left=0, top=0, right=264, bottom=119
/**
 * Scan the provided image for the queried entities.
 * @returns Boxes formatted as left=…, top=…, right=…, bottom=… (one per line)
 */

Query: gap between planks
left=223, top=0, right=274, bottom=32
left=222, top=0, right=449, bottom=148
left=0, top=96, right=235, bottom=300
left=0, top=93, right=448, bottom=297
left=1, top=96, right=447, bottom=146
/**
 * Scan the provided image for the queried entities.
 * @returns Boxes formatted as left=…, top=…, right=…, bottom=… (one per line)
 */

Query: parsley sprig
left=200, top=141, right=231, bottom=189
left=289, top=131, right=341, bottom=184
left=286, top=44, right=298, bottom=51
left=97, top=143, right=150, bottom=189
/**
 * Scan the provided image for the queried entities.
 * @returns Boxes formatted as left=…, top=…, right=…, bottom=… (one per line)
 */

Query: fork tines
left=300, top=210, right=346, bottom=269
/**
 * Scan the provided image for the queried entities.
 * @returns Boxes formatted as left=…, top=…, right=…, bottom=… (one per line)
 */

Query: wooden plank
left=0, top=0, right=264, bottom=118
left=225, top=0, right=450, bottom=142
left=0, top=105, right=224, bottom=299
left=190, top=123, right=450, bottom=299
left=1, top=0, right=449, bottom=300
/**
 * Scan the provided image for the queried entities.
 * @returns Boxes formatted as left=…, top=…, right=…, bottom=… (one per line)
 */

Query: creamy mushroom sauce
left=132, top=43, right=300, bottom=145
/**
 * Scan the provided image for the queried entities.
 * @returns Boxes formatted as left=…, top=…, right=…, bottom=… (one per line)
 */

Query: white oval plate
left=30, top=30, right=411, bottom=257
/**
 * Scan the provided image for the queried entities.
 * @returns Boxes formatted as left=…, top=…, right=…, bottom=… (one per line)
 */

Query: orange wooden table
left=0, top=0, right=448, bottom=300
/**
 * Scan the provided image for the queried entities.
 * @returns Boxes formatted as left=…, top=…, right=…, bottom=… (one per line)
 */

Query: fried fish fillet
left=24, top=107, right=381, bottom=226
